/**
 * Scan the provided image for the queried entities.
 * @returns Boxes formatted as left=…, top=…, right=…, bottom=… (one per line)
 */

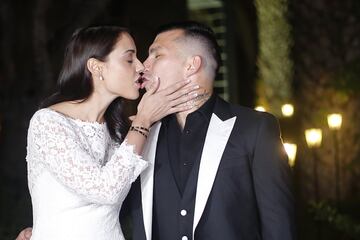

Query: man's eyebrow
left=149, top=46, right=162, bottom=54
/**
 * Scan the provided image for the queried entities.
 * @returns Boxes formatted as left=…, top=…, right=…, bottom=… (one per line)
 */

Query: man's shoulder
left=232, top=104, right=275, bottom=120
left=217, top=98, right=275, bottom=121
left=215, top=98, right=279, bottom=133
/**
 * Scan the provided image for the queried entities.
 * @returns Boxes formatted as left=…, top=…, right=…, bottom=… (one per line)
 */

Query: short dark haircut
left=41, top=26, right=130, bottom=143
left=155, top=21, right=222, bottom=74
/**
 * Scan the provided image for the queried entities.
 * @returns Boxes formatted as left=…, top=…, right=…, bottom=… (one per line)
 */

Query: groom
left=17, top=21, right=295, bottom=240
left=121, top=21, right=295, bottom=240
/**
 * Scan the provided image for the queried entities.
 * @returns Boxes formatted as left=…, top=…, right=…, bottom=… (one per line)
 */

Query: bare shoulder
left=30, top=101, right=78, bottom=125
left=47, top=101, right=82, bottom=119
left=48, top=101, right=73, bottom=114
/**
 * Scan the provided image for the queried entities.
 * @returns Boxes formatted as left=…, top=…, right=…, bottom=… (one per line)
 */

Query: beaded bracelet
left=129, top=126, right=148, bottom=138
left=131, top=125, right=150, bottom=133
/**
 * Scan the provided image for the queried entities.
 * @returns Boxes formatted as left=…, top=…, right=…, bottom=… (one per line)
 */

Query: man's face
left=143, top=29, right=187, bottom=90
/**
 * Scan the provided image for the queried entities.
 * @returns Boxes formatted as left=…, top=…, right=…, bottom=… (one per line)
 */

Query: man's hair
left=155, top=21, right=222, bottom=75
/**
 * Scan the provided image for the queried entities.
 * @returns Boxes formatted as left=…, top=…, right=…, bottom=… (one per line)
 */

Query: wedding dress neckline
left=45, top=107, right=107, bottom=127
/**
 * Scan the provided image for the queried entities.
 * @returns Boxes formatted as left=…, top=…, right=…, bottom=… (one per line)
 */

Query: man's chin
left=142, top=80, right=151, bottom=90
left=143, top=81, right=165, bottom=92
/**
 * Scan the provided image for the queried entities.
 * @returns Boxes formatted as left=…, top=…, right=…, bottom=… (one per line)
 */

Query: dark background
left=1, top=0, right=359, bottom=239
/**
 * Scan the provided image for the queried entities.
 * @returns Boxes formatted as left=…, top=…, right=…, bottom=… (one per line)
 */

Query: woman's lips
left=139, top=76, right=150, bottom=89
left=134, top=76, right=142, bottom=88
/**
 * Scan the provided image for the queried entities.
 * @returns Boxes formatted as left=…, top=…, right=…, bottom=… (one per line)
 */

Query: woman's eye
left=155, top=55, right=161, bottom=59
left=127, top=60, right=133, bottom=63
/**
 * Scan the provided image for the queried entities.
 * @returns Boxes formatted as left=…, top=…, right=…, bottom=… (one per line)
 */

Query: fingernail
left=193, top=85, right=199, bottom=89
left=185, top=79, right=191, bottom=83
left=193, top=93, right=198, bottom=97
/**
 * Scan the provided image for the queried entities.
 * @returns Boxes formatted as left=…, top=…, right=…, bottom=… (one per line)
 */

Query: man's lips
left=135, top=76, right=150, bottom=89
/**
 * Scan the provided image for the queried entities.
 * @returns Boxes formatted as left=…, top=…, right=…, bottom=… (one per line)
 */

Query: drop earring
left=99, top=75, right=104, bottom=81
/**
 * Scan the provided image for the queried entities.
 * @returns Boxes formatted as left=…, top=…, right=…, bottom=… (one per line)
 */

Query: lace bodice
left=26, top=108, right=148, bottom=240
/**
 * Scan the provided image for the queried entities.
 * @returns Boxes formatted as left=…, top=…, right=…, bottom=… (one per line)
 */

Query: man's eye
left=127, top=60, right=133, bottom=63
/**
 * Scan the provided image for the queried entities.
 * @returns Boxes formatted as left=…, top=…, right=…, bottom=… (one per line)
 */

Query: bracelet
left=129, top=126, right=148, bottom=138
left=131, top=125, right=150, bottom=133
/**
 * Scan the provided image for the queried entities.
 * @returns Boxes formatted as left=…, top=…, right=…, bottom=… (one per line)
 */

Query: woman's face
left=101, top=32, right=144, bottom=100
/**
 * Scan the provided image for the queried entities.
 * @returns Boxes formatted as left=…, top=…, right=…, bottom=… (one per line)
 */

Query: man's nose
left=143, top=58, right=151, bottom=70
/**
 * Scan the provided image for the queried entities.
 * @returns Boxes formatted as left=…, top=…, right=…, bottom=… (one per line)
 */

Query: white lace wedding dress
left=26, top=108, right=148, bottom=240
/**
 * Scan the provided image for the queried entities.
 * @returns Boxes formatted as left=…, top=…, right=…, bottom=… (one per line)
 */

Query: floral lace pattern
left=26, top=108, right=148, bottom=205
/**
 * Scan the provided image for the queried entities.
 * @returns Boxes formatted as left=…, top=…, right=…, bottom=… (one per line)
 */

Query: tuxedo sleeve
left=252, top=113, right=296, bottom=240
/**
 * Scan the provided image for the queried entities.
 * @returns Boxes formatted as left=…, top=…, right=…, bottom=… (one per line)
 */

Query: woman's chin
left=127, top=92, right=140, bottom=100
left=116, top=88, right=140, bottom=100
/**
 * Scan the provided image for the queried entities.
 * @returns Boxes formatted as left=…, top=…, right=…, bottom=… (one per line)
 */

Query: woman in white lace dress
left=20, top=26, right=199, bottom=240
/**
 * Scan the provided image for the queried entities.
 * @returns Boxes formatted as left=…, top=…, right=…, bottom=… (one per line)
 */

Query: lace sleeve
left=27, top=110, right=148, bottom=205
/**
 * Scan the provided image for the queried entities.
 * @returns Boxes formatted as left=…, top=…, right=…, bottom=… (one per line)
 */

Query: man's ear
left=87, top=58, right=103, bottom=77
left=185, top=55, right=202, bottom=77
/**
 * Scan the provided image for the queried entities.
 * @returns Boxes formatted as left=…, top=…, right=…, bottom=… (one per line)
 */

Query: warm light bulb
left=281, top=104, right=294, bottom=117
left=327, top=113, right=342, bottom=130
left=255, top=106, right=266, bottom=112
left=305, top=129, right=322, bottom=148
left=283, top=143, right=297, bottom=167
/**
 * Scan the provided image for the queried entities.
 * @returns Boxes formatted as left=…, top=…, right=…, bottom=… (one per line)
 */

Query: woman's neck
left=77, top=92, right=115, bottom=123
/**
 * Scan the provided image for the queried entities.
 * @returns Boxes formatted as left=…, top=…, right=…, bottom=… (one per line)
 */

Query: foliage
left=255, top=0, right=293, bottom=114
left=333, top=59, right=360, bottom=94
left=309, top=201, right=360, bottom=239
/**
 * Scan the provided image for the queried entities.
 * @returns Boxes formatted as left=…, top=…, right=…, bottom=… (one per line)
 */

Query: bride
left=21, top=26, right=199, bottom=240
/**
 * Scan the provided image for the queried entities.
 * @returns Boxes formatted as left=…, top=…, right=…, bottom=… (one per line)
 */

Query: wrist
left=132, top=115, right=151, bottom=129
left=129, top=126, right=149, bottom=138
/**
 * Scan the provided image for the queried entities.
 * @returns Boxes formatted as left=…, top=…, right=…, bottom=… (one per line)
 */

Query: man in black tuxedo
left=122, top=21, right=295, bottom=240
left=16, top=21, right=295, bottom=240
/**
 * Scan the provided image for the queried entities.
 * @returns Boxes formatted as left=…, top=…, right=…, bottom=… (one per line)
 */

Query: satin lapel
left=192, top=113, right=236, bottom=238
left=141, top=122, right=162, bottom=240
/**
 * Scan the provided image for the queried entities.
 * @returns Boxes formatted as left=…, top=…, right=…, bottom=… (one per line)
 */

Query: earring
left=99, top=75, right=104, bottom=81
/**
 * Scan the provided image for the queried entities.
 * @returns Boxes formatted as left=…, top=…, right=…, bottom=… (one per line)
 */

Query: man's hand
left=16, top=227, right=32, bottom=240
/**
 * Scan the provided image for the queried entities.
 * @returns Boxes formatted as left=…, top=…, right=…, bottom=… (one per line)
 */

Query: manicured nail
left=193, top=85, right=200, bottom=89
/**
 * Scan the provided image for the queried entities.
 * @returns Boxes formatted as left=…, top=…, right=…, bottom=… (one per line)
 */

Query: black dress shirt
left=164, top=94, right=216, bottom=194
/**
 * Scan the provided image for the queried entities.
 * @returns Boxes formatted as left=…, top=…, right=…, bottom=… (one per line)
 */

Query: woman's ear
left=87, top=58, right=103, bottom=78
left=185, top=55, right=202, bottom=77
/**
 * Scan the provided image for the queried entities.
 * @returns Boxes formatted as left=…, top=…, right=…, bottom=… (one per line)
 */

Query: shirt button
left=185, top=129, right=191, bottom=134
left=182, top=236, right=188, bottom=240
left=180, top=209, right=187, bottom=216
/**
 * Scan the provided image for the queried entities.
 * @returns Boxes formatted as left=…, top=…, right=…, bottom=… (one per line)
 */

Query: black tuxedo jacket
left=121, top=96, right=295, bottom=240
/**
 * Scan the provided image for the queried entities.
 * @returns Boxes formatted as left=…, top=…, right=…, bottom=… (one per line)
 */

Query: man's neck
left=175, top=90, right=212, bottom=129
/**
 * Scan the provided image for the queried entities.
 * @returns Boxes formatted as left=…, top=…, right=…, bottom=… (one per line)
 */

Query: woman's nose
left=136, top=60, right=145, bottom=73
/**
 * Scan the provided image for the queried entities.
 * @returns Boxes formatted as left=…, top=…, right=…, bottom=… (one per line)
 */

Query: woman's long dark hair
left=40, top=26, right=130, bottom=143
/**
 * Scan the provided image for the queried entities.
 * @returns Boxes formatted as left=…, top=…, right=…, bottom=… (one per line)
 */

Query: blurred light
left=255, top=106, right=266, bottom=112
left=305, top=128, right=322, bottom=148
left=327, top=113, right=342, bottom=130
left=283, top=142, right=297, bottom=167
left=281, top=104, right=294, bottom=117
